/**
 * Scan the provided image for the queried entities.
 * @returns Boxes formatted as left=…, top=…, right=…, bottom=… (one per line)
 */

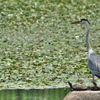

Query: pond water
left=0, top=88, right=70, bottom=100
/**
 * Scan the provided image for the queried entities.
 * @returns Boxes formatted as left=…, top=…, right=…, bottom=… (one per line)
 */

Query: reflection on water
left=0, top=88, right=70, bottom=100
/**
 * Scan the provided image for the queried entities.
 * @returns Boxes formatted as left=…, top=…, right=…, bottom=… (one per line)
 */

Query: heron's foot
left=90, top=81, right=100, bottom=90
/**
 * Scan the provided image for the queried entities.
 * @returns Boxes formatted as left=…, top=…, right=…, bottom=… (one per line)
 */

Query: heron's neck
left=85, top=23, right=92, bottom=53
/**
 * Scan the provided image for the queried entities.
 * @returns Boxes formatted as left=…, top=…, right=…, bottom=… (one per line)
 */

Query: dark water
left=0, top=88, right=70, bottom=100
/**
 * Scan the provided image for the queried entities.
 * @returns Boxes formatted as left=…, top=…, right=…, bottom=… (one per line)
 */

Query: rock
left=63, top=91, right=100, bottom=100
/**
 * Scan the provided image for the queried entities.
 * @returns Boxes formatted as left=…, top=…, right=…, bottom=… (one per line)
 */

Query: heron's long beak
left=71, top=21, right=81, bottom=24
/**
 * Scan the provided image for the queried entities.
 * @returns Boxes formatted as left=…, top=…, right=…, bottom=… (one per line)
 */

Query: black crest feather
left=81, top=19, right=90, bottom=24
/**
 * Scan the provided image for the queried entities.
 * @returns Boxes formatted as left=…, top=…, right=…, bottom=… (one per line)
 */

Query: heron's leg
left=93, top=81, right=97, bottom=88
left=92, top=81, right=99, bottom=90
left=92, top=74, right=99, bottom=89
left=92, top=74, right=95, bottom=82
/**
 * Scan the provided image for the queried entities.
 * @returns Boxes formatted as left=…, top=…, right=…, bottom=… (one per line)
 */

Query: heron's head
left=71, top=19, right=90, bottom=30
left=71, top=19, right=90, bottom=25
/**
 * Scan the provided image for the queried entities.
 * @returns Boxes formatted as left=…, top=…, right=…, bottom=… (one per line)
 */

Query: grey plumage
left=88, top=52, right=100, bottom=78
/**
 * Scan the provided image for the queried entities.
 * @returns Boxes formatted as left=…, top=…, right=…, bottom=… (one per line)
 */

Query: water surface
left=0, top=88, right=70, bottom=100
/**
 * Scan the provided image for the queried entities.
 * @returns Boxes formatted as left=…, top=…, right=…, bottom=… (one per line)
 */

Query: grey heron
left=71, top=19, right=100, bottom=83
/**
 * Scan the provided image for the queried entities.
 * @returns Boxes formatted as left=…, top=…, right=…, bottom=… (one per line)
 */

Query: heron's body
left=71, top=19, right=100, bottom=82
left=88, top=50, right=100, bottom=78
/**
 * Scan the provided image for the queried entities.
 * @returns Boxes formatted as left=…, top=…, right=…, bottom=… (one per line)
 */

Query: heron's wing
left=88, top=52, right=100, bottom=78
